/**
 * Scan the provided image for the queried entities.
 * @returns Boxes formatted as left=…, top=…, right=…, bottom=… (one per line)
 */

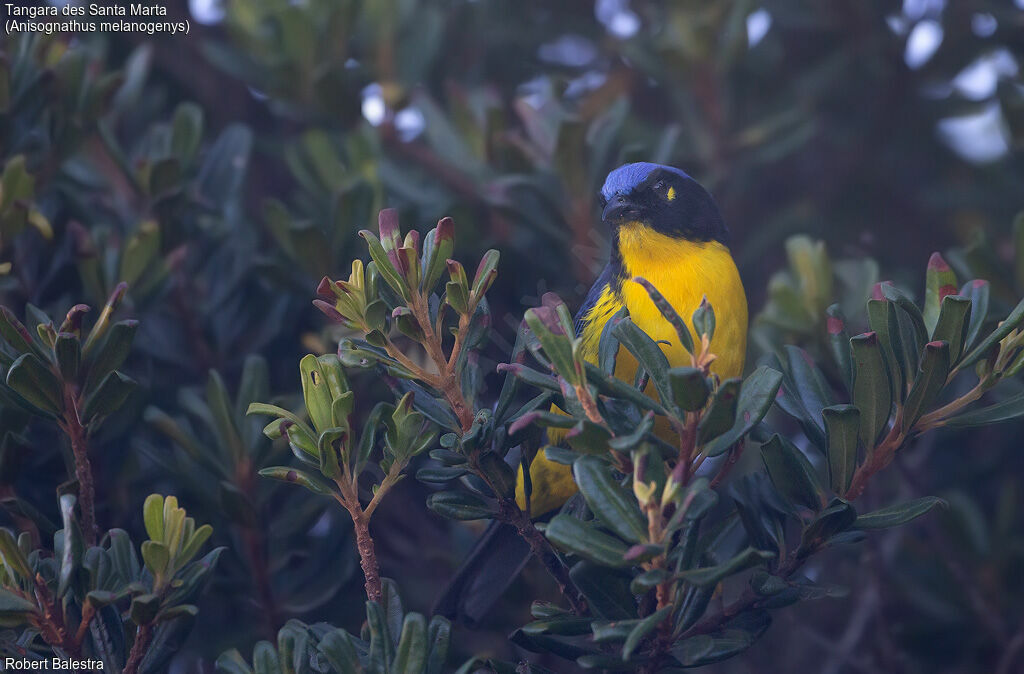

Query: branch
left=60, top=387, right=97, bottom=546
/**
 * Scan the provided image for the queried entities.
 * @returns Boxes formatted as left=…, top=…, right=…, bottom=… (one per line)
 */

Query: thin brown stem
left=915, top=379, right=988, bottom=432
left=31, top=574, right=81, bottom=661
left=61, top=387, right=97, bottom=546
left=684, top=554, right=805, bottom=637
left=499, top=499, right=585, bottom=614
left=352, top=512, right=382, bottom=603
left=123, top=624, right=153, bottom=674
left=710, top=439, right=745, bottom=488
left=73, top=603, right=96, bottom=649
left=334, top=480, right=383, bottom=603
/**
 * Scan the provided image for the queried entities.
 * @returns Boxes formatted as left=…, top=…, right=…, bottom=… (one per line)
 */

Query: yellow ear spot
left=667, top=186, right=676, bottom=202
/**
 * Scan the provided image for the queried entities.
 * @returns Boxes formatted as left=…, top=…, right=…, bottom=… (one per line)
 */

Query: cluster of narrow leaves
left=493, top=249, right=1024, bottom=669
left=0, top=494, right=219, bottom=674
left=252, top=350, right=437, bottom=501
left=216, top=581, right=454, bottom=674
left=773, top=251, right=1024, bottom=502
left=1, top=284, right=137, bottom=427
left=145, top=356, right=358, bottom=630
left=498, top=288, right=789, bottom=669
left=1, top=285, right=138, bottom=543
left=247, top=351, right=436, bottom=602
left=314, top=208, right=496, bottom=429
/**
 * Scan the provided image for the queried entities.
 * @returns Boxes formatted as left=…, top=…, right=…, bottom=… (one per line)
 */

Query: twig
left=333, top=485, right=383, bottom=603
left=60, top=387, right=97, bottom=546
left=123, top=624, right=153, bottom=674
left=499, top=499, right=585, bottom=615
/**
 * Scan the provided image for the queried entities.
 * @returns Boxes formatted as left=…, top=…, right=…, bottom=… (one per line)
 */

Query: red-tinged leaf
left=378, top=208, right=401, bottom=251
left=924, top=252, right=959, bottom=334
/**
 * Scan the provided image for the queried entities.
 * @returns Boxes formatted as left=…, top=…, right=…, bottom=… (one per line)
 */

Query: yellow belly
left=515, top=227, right=748, bottom=515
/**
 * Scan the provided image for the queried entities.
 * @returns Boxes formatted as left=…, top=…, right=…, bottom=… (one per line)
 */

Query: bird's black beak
left=602, top=195, right=640, bottom=226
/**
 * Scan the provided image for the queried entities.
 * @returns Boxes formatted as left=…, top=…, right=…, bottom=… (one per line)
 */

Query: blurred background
left=1, top=0, right=1023, bottom=671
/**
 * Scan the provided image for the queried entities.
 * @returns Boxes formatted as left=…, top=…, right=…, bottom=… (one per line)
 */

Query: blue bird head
left=599, top=162, right=729, bottom=245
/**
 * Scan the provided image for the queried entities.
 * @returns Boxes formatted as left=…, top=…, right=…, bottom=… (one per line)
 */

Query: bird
left=434, top=162, right=748, bottom=625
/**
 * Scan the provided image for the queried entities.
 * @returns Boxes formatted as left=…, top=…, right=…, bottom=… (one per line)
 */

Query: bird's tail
left=432, top=520, right=531, bottom=627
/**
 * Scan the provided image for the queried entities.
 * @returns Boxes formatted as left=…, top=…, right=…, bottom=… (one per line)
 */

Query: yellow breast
left=613, top=223, right=747, bottom=381
left=515, top=224, right=748, bottom=515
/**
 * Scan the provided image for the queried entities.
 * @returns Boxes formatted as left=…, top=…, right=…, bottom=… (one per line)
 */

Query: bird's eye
left=653, top=180, right=666, bottom=192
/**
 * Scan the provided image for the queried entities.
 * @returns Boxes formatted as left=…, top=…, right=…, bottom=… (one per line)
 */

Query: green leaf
left=931, top=296, right=971, bottom=363
left=522, top=617, right=594, bottom=636
left=623, top=607, right=671, bottom=659
left=426, top=491, right=497, bottom=521
left=171, top=102, right=204, bottom=166
left=704, top=367, right=783, bottom=457
left=426, top=615, right=451, bottom=674
left=82, top=371, right=137, bottom=420
left=800, top=498, right=857, bottom=550
left=525, top=305, right=578, bottom=384
left=470, top=249, right=500, bottom=300
left=546, top=515, right=632, bottom=567
left=945, top=392, right=1024, bottom=427
left=783, top=346, right=833, bottom=433
left=903, top=340, right=951, bottom=432
left=54, top=332, right=81, bottom=381
left=366, top=600, right=396, bottom=669
left=6, top=352, right=63, bottom=416
left=573, top=456, right=646, bottom=544
left=822, top=405, right=859, bottom=494
left=632, top=278, right=694, bottom=354
left=178, top=524, right=213, bottom=566
left=613, top=318, right=672, bottom=404
left=0, top=306, right=37, bottom=355
left=959, top=297, right=1024, bottom=370
left=143, top=494, right=165, bottom=541
left=867, top=299, right=903, bottom=399
left=141, top=540, right=170, bottom=576
left=246, top=403, right=317, bottom=443
left=421, top=217, right=454, bottom=294
left=667, top=367, right=709, bottom=412
left=300, top=354, right=335, bottom=435
left=0, top=587, right=37, bottom=618
left=760, top=434, right=825, bottom=511
left=696, top=379, right=740, bottom=446
left=392, top=613, right=428, bottom=674
left=0, top=528, right=31, bottom=579
left=564, top=419, right=612, bottom=455
left=569, top=562, right=635, bottom=620
left=677, top=547, right=774, bottom=586
left=317, top=428, right=345, bottom=480
left=258, top=467, right=334, bottom=496
left=850, top=332, right=892, bottom=447
left=252, top=640, right=281, bottom=674
left=361, top=229, right=409, bottom=300
left=959, top=280, right=990, bottom=351
left=854, top=496, right=946, bottom=529
left=826, top=305, right=853, bottom=392
left=670, top=636, right=716, bottom=667
left=881, top=284, right=929, bottom=352
left=216, top=650, right=255, bottom=674
left=130, top=593, right=160, bottom=626
left=318, top=629, right=360, bottom=674
left=923, top=253, right=958, bottom=334
left=583, top=363, right=666, bottom=415
left=691, top=297, right=715, bottom=340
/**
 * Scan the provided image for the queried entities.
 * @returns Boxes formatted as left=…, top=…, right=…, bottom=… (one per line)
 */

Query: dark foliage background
left=1, top=0, right=1023, bottom=671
